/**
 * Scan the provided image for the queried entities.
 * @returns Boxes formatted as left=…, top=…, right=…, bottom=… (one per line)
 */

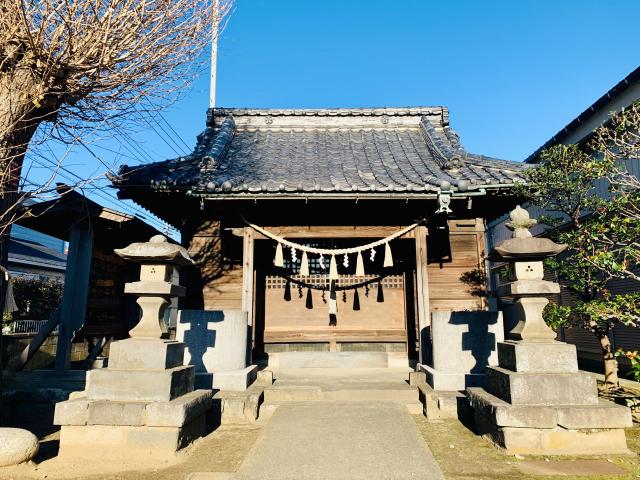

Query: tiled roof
left=112, top=107, right=527, bottom=197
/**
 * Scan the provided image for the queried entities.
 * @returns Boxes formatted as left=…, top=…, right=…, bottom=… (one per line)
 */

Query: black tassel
left=329, top=314, right=337, bottom=326
left=298, top=284, right=303, bottom=298
left=284, top=280, right=291, bottom=301
left=353, top=289, right=360, bottom=311
left=364, top=284, right=370, bottom=297
left=377, top=281, right=384, bottom=303
left=305, top=288, right=313, bottom=309
left=342, top=290, right=347, bottom=303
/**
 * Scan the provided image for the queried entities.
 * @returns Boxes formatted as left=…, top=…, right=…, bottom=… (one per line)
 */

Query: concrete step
left=264, top=385, right=420, bottom=404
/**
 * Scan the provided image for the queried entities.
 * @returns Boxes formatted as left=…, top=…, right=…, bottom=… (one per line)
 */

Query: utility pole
left=209, top=0, right=219, bottom=109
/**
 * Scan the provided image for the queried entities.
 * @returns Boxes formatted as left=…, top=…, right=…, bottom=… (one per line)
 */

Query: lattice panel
left=265, top=274, right=404, bottom=290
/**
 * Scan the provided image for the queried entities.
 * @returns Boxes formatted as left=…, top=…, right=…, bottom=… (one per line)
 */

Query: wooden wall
left=184, top=218, right=488, bottom=348
left=428, top=219, right=486, bottom=313
left=263, top=275, right=407, bottom=344
left=184, top=219, right=244, bottom=310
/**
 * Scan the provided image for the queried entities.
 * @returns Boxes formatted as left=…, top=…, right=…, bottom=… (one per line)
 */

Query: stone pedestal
left=177, top=310, right=257, bottom=391
left=420, top=311, right=503, bottom=391
left=468, top=339, right=631, bottom=455
left=55, top=339, right=212, bottom=459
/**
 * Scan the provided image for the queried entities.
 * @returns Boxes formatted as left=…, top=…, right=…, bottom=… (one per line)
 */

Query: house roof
left=112, top=107, right=527, bottom=199
left=8, top=237, right=67, bottom=272
left=17, top=186, right=161, bottom=245
left=525, top=65, right=640, bottom=163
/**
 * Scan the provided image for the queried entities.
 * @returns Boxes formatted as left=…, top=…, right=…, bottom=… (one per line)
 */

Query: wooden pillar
left=242, top=228, right=255, bottom=326
left=242, top=228, right=255, bottom=364
left=414, top=225, right=430, bottom=365
left=55, top=223, right=93, bottom=370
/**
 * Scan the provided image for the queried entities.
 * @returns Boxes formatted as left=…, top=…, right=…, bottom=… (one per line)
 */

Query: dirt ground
left=415, top=415, right=640, bottom=480
left=0, top=424, right=262, bottom=480
left=2, top=409, right=640, bottom=479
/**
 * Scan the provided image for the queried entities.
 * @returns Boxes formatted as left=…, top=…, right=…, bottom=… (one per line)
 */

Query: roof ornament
left=436, top=190, right=452, bottom=213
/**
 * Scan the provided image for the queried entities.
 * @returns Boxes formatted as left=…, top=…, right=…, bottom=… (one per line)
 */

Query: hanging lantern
left=283, top=280, right=291, bottom=301
left=305, top=288, right=313, bottom=309
left=383, top=242, right=394, bottom=268
left=300, top=251, right=310, bottom=276
left=274, top=243, right=284, bottom=267
left=355, top=252, right=365, bottom=276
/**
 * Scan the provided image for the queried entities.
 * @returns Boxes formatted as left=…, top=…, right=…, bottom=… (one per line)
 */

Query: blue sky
left=24, top=0, right=639, bottom=235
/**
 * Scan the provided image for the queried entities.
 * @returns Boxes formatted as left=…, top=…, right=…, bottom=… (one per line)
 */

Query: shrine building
left=111, top=107, right=526, bottom=367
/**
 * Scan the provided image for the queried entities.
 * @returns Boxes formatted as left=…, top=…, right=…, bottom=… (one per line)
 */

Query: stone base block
left=255, top=370, right=274, bottom=386
left=497, top=341, right=578, bottom=373
left=195, top=365, right=258, bottom=391
left=556, top=403, right=633, bottom=429
left=485, top=366, right=597, bottom=405
left=54, top=390, right=213, bottom=427
left=212, top=388, right=264, bottom=425
left=468, top=387, right=632, bottom=455
left=57, top=415, right=206, bottom=459
left=417, top=382, right=468, bottom=421
left=108, top=339, right=185, bottom=370
left=87, top=365, right=194, bottom=402
left=408, top=371, right=426, bottom=387
left=420, top=364, right=486, bottom=391
left=486, top=426, right=629, bottom=456
left=468, top=388, right=557, bottom=430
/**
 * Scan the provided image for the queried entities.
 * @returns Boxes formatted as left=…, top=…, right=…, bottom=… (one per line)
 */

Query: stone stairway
left=261, top=367, right=423, bottom=414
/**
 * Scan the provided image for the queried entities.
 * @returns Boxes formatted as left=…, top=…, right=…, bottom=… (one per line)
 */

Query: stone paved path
left=235, top=401, right=444, bottom=480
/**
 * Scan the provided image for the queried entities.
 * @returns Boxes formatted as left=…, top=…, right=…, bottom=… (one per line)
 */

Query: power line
left=138, top=100, right=192, bottom=153
left=152, top=110, right=192, bottom=152
left=27, top=147, right=177, bottom=236
left=137, top=111, right=188, bottom=157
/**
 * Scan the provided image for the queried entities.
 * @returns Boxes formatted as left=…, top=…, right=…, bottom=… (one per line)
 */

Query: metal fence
left=9, top=320, right=50, bottom=334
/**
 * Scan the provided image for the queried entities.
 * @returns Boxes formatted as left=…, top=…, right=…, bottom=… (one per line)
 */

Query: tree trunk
left=0, top=70, right=45, bottom=383
left=590, top=321, right=619, bottom=389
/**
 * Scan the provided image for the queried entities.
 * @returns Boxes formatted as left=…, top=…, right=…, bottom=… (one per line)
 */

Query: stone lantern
left=115, top=234, right=192, bottom=339
left=492, top=205, right=567, bottom=342
left=467, top=206, right=631, bottom=455
left=54, top=236, right=212, bottom=460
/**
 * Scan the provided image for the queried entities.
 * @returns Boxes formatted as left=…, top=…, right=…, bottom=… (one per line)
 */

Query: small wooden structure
left=17, top=187, right=160, bottom=370
left=113, top=108, right=525, bottom=363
